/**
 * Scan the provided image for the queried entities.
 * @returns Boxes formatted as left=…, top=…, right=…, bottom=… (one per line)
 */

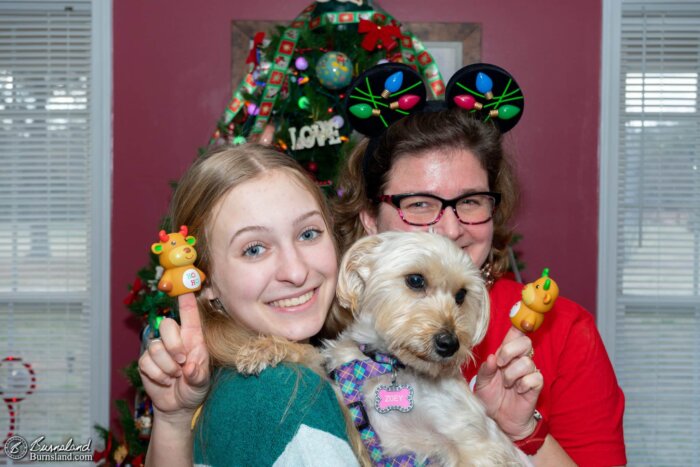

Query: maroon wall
left=112, top=0, right=601, bottom=418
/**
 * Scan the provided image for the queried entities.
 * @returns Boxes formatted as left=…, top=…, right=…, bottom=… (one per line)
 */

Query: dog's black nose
left=434, top=332, right=460, bottom=357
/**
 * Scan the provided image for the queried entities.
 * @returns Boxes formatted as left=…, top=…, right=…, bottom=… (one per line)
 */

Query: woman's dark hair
left=334, top=107, right=519, bottom=277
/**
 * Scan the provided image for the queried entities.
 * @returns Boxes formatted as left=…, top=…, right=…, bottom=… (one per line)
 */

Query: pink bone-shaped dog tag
left=374, top=384, right=414, bottom=413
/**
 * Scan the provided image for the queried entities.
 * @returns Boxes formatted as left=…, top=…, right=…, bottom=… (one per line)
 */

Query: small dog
left=324, top=231, right=528, bottom=467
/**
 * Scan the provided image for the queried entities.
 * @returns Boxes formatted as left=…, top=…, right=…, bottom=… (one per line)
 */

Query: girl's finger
left=139, top=354, right=174, bottom=386
left=159, top=318, right=187, bottom=364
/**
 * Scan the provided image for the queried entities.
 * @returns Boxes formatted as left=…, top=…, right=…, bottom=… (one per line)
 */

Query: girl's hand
left=473, top=326, right=543, bottom=440
left=138, top=293, right=210, bottom=419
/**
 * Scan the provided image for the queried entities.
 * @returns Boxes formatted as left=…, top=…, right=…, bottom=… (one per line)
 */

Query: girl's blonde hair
left=170, top=144, right=346, bottom=367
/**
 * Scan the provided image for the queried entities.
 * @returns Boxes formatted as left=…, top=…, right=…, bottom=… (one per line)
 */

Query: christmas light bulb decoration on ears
left=453, top=94, right=483, bottom=111
left=509, top=268, right=559, bottom=333
left=475, top=71, right=494, bottom=99
left=344, top=63, right=428, bottom=137
left=445, top=62, right=525, bottom=133
left=346, top=62, right=525, bottom=138
left=150, top=225, right=206, bottom=297
left=382, top=70, right=404, bottom=98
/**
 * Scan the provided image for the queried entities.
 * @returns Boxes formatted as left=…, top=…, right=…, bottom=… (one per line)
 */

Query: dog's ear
left=470, top=280, right=491, bottom=347
left=336, top=235, right=383, bottom=313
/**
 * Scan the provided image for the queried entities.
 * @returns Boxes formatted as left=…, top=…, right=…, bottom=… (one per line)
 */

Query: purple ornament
left=247, top=103, right=259, bottom=115
left=295, top=56, right=309, bottom=71
left=330, top=115, right=345, bottom=128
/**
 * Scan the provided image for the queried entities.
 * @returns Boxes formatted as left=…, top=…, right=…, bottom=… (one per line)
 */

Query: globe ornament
left=315, top=51, right=354, bottom=90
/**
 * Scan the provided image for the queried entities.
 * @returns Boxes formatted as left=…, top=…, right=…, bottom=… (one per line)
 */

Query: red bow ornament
left=92, top=432, right=112, bottom=463
left=358, top=19, right=401, bottom=52
left=123, top=277, right=144, bottom=306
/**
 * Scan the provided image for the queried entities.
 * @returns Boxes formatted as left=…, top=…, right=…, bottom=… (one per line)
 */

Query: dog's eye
left=405, top=274, right=426, bottom=291
left=455, top=288, right=467, bottom=305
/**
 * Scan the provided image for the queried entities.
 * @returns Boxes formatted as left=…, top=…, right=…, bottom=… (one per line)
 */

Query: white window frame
left=0, top=0, right=112, bottom=444
left=598, top=0, right=700, bottom=462
left=89, top=0, right=112, bottom=433
left=597, top=0, right=623, bottom=358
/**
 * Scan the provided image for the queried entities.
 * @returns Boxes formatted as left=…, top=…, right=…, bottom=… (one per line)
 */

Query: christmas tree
left=101, top=1, right=445, bottom=465
left=211, top=0, right=445, bottom=185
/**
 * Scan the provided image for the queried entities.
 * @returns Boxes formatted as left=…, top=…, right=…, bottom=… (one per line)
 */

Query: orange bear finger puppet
left=509, top=268, right=559, bottom=333
left=150, top=225, right=206, bottom=297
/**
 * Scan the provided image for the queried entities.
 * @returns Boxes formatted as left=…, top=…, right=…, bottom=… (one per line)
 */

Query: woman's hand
left=138, top=293, right=210, bottom=419
left=473, top=326, right=543, bottom=440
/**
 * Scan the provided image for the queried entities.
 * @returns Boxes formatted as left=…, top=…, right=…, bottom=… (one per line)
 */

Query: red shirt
left=462, top=278, right=627, bottom=466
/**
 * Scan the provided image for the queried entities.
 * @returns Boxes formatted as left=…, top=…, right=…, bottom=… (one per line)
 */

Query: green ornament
left=298, top=96, right=311, bottom=110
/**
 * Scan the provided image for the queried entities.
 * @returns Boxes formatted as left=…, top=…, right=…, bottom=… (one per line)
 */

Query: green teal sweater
left=193, top=364, right=357, bottom=467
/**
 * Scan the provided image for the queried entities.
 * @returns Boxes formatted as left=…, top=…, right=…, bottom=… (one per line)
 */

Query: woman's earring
left=428, top=226, right=436, bottom=234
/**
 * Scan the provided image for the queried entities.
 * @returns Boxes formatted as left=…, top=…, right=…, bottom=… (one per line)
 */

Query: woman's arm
left=543, top=312, right=626, bottom=465
left=530, top=435, right=577, bottom=466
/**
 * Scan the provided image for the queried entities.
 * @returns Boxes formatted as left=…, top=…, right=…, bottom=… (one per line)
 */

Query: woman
left=140, top=144, right=359, bottom=466
left=334, top=107, right=626, bottom=466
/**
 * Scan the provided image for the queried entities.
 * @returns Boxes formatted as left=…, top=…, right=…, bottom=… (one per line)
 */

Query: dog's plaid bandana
left=329, top=348, right=431, bottom=466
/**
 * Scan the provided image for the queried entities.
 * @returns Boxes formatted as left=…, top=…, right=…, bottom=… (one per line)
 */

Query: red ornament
left=93, top=432, right=113, bottom=463
left=305, top=161, right=319, bottom=173
left=245, top=32, right=265, bottom=68
left=132, top=453, right=146, bottom=467
left=123, top=277, right=144, bottom=305
left=0, top=357, right=36, bottom=447
left=358, top=19, right=402, bottom=52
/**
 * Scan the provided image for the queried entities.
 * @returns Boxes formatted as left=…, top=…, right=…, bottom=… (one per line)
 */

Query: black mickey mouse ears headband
left=345, top=62, right=525, bottom=137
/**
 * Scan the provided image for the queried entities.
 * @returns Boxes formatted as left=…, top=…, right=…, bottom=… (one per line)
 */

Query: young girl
left=139, top=144, right=358, bottom=466
left=140, top=139, right=544, bottom=466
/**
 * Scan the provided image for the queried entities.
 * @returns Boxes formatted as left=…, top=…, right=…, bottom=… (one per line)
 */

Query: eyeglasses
left=377, top=192, right=501, bottom=227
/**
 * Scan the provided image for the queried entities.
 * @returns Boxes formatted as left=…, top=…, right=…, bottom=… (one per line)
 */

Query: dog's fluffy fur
left=324, top=231, right=527, bottom=466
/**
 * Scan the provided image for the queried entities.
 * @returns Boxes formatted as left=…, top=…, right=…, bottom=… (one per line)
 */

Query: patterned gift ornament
left=316, top=51, right=354, bottom=90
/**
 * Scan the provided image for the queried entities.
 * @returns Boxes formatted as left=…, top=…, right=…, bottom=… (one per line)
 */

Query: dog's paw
left=235, top=336, right=288, bottom=375
left=295, top=345, right=325, bottom=375
left=234, top=336, right=324, bottom=375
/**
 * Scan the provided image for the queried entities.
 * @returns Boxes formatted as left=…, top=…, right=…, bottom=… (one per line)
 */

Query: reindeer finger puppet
left=150, top=225, right=206, bottom=297
left=510, top=268, right=559, bottom=333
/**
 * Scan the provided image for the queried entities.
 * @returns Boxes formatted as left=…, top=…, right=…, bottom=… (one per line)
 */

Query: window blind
left=0, top=0, right=110, bottom=457
left=599, top=1, right=700, bottom=464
